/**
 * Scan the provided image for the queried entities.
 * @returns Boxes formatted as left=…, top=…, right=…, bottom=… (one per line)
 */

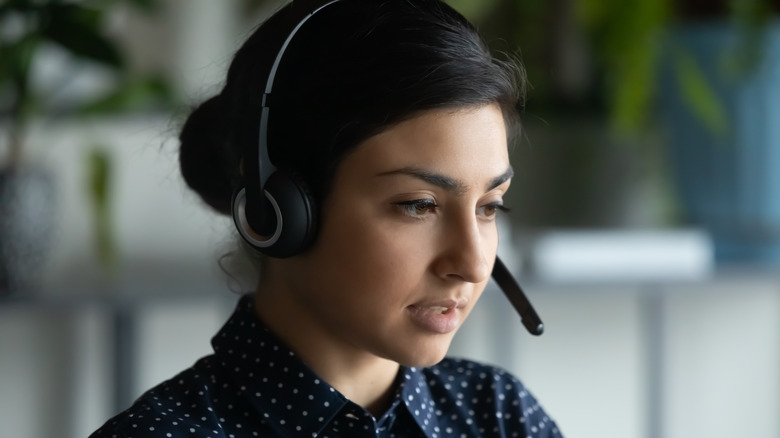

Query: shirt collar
left=211, top=295, right=349, bottom=437
left=399, top=366, right=443, bottom=436
left=211, top=294, right=439, bottom=438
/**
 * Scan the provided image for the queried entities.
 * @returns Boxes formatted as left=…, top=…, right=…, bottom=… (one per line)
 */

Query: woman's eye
left=479, top=202, right=509, bottom=219
left=395, top=199, right=438, bottom=218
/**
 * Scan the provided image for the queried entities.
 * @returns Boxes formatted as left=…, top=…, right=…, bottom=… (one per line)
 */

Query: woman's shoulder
left=89, top=357, right=222, bottom=438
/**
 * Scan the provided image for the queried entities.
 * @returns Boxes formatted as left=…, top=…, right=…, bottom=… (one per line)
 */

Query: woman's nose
left=432, top=215, right=493, bottom=284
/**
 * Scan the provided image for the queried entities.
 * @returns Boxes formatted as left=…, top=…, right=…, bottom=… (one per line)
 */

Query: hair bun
left=179, top=94, right=239, bottom=215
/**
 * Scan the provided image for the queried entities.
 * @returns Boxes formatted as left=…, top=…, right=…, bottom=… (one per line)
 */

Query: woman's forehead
left=336, top=104, right=510, bottom=187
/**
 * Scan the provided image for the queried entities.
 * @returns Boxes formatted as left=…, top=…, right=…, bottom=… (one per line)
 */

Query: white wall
left=451, top=279, right=780, bottom=438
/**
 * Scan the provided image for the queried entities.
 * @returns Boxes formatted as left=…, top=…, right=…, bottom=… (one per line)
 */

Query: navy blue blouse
left=90, top=295, right=563, bottom=437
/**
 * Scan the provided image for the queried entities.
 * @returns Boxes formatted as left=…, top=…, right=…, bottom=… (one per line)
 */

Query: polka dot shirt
left=90, top=295, right=563, bottom=437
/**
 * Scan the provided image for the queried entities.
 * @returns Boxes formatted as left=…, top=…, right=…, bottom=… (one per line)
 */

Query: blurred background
left=1, top=0, right=779, bottom=437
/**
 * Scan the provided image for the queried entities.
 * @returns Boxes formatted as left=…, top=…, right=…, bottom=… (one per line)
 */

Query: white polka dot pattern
left=89, top=295, right=563, bottom=437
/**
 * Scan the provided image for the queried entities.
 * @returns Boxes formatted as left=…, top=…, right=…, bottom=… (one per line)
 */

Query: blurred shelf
left=0, top=258, right=240, bottom=312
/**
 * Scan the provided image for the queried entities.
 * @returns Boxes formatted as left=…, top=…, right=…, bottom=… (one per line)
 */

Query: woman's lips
left=406, top=299, right=466, bottom=334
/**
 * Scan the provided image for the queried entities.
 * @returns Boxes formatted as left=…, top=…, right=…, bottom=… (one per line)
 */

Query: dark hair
left=179, top=0, right=526, bottom=216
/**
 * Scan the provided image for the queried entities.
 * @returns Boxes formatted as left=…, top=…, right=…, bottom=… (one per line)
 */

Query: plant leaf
left=674, top=49, right=729, bottom=136
left=41, top=3, right=123, bottom=68
left=86, top=147, right=117, bottom=268
left=0, top=34, right=39, bottom=122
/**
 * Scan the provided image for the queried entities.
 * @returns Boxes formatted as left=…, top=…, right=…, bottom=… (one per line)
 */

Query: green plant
left=582, top=0, right=779, bottom=134
left=0, top=0, right=173, bottom=170
left=449, top=0, right=778, bottom=135
left=0, top=0, right=175, bottom=269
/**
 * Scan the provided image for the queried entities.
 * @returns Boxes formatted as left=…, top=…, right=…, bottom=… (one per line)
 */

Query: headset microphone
left=492, top=256, right=544, bottom=336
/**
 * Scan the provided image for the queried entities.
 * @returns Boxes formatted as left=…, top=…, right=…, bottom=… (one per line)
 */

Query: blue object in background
left=661, top=19, right=780, bottom=265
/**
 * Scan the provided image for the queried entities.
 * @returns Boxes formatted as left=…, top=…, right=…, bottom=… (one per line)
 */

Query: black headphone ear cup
left=259, top=170, right=317, bottom=258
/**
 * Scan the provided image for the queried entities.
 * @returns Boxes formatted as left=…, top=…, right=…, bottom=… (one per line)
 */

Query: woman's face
left=276, top=104, right=512, bottom=367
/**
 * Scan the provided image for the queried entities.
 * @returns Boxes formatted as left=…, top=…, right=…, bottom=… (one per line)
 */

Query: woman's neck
left=253, top=274, right=401, bottom=417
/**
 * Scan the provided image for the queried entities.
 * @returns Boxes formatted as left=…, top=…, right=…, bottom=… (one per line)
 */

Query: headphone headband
left=235, top=0, right=342, bottom=256
left=257, top=0, right=343, bottom=190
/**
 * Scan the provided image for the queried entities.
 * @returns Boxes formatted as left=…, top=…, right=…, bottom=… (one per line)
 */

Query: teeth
left=430, top=306, right=448, bottom=314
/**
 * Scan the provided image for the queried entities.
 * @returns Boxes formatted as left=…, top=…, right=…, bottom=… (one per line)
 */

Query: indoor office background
left=1, top=1, right=779, bottom=437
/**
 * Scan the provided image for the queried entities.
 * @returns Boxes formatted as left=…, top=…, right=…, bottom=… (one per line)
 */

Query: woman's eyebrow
left=378, top=167, right=466, bottom=195
left=487, top=167, right=514, bottom=191
left=377, top=166, right=513, bottom=195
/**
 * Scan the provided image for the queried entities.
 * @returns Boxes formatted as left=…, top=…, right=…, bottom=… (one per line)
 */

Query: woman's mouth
left=427, top=306, right=449, bottom=314
left=406, top=299, right=465, bottom=334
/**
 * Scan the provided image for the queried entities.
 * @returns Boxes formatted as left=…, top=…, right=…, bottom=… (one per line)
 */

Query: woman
left=91, top=0, right=562, bottom=436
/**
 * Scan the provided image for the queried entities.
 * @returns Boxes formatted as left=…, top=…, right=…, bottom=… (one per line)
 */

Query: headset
left=231, top=0, right=544, bottom=336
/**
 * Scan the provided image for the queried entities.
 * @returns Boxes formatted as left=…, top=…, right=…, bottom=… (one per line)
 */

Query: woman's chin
left=390, top=337, right=454, bottom=369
